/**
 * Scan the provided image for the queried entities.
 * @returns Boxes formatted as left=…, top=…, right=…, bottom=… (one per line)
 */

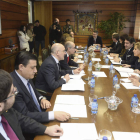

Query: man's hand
left=40, top=99, right=51, bottom=109
left=73, top=57, right=78, bottom=62
left=134, top=69, right=140, bottom=74
left=131, top=79, right=140, bottom=87
left=64, top=74, right=70, bottom=82
left=73, top=68, right=81, bottom=74
left=114, top=56, right=120, bottom=62
left=129, top=75, right=139, bottom=81
left=44, top=125, right=63, bottom=136
left=122, top=64, right=131, bottom=68
left=54, top=111, right=71, bottom=121
left=79, top=64, right=85, bottom=70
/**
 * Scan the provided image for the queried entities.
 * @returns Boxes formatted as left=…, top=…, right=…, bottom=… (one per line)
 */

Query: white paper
left=115, top=67, right=134, bottom=73
left=112, top=131, right=140, bottom=140
left=60, top=123, right=98, bottom=140
left=120, top=78, right=131, bottom=83
left=55, top=95, right=85, bottom=105
left=119, top=72, right=129, bottom=77
left=68, top=79, right=86, bottom=84
left=69, top=75, right=82, bottom=79
left=70, top=66, right=78, bottom=68
left=61, top=83, right=85, bottom=91
left=92, top=58, right=101, bottom=61
left=77, top=52, right=84, bottom=54
left=78, top=55, right=83, bottom=58
left=107, top=55, right=113, bottom=59
left=110, top=59, right=122, bottom=65
left=101, top=65, right=110, bottom=68
left=53, top=104, right=87, bottom=118
left=121, top=83, right=139, bottom=89
left=92, top=71, right=107, bottom=77
left=77, top=60, right=84, bottom=63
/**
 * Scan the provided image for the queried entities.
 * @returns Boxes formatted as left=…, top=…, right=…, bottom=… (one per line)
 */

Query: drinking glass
left=99, top=129, right=112, bottom=140
left=88, top=94, right=98, bottom=108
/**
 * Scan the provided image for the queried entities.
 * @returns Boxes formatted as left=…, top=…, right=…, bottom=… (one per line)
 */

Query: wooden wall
left=53, top=1, right=136, bottom=46
left=0, top=0, right=28, bottom=53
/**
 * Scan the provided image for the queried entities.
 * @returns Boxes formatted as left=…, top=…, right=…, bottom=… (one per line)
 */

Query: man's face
left=124, top=40, right=133, bottom=50
left=56, top=18, right=59, bottom=24
left=36, top=22, right=40, bottom=27
left=70, top=32, right=74, bottom=38
left=68, top=44, right=76, bottom=55
left=67, top=21, right=70, bottom=25
left=0, top=84, right=15, bottom=114
left=20, top=60, right=37, bottom=80
left=57, top=45, right=66, bottom=60
left=93, top=32, right=97, bottom=38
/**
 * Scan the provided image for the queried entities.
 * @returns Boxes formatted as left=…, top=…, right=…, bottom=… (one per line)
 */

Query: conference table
left=34, top=52, right=140, bottom=140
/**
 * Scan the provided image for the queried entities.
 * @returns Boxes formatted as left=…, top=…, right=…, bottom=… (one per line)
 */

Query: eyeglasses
left=2, top=87, right=19, bottom=102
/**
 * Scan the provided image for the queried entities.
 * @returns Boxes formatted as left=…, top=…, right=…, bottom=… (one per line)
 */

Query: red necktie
left=67, top=56, right=69, bottom=63
left=1, top=115, right=19, bottom=140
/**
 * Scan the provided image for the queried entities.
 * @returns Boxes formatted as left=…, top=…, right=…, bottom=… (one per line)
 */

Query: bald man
left=35, top=43, right=80, bottom=98
left=60, top=41, right=85, bottom=70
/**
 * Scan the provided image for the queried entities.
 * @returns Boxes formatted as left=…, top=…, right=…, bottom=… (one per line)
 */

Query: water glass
left=99, top=129, right=112, bottom=140
left=88, top=94, right=98, bottom=108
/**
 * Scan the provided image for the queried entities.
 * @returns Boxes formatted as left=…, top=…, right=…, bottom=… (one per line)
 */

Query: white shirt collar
left=116, top=41, right=118, bottom=45
left=66, top=52, right=69, bottom=57
left=51, top=55, right=59, bottom=63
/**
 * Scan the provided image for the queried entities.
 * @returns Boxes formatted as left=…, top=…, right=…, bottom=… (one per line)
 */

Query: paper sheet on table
left=77, top=51, right=84, bottom=54
left=112, top=131, right=140, bottom=140
left=53, top=104, right=87, bottom=118
left=92, top=71, right=107, bottom=77
left=119, top=72, right=139, bottom=77
left=107, top=55, right=113, bottom=59
left=77, top=60, right=84, bottom=63
left=68, top=79, right=85, bottom=84
left=101, top=65, right=110, bottom=68
left=60, top=123, right=98, bottom=140
left=110, top=59, right=122, bottom=65
left=55, top=95, right=85, bottom=105
left=78, top=55, right=83, bottom=58
left=120, top=78, right=131, bottom=83
left=70, top=66, right=78, bottom=68
left=114, top=67, right=134, bottom=73
left=121, top=83, right=139, bottom=89
left=61, top=83, right=85, bottom=91
left=92, top=58, right=101, bottom=61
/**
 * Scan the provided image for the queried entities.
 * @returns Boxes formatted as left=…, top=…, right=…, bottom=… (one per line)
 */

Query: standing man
left=63, top=19, right=74, bottom=34
left=88, top=30, right=102, bottom=47
left=33, top=20, right=46, bottom=57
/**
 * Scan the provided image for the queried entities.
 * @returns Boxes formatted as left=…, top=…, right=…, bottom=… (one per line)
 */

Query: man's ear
left=0, top=103, right=4, bottom=112
left=18, top=64, right=24, bottom=71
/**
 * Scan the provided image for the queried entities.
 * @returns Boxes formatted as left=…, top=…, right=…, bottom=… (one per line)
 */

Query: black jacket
left=131, top=59, right=140, bottom=70
left=35, top=55, right=72, bottom=93
left=88, top=35, right=102, bottom=47
left=11, top=71, right=49, bottom=123
left=121, top=46, right=138, bottom=65
left=60, top=54, right=78, bottom=70
left=0, top=108, right=46, bottom=140
left=33, top=25, right=46, bottom=41
left=109, top=42, right=122, bottom=54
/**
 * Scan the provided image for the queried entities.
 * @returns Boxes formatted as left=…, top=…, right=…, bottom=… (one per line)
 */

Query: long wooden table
left=34, top=53, right=140, bottom=140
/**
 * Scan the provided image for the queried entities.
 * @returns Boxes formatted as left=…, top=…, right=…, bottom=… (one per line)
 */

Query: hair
left=112, top=34, right=119, bottom=41
left=125, top=36, right=135, bottom=44
left=135, top=42, right=140, bottom=50
left=27, top=23, right=34, bottom=30
left=19, top=25, right=26, bottom=34
left=65, top=41, right=73, bottom=51
left=0, top=69, right=13, bottom=102
left=120, top=34, right=128, bottom=42
left=35, top=20, right=39, bottom=23
left=66, top=19, right=70, bottom=23
left=112, top=32, right=118, bottom=36
left=15, top=51, right=37, bottom=70
left=93, top=30, right=98, bottom=34
left=54, top=18, right=58, bottom=23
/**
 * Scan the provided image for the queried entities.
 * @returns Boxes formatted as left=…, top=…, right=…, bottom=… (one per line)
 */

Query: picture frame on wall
left=0, top=10, right=2, bottom=35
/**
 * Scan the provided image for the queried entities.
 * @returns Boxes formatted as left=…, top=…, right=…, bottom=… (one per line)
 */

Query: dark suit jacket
left=88, top=35, right=102, bottom=47
left=131, top=59, right=140, bottom=70
left=35, top=55, right=72, bottom=93
left=107, top=42, right=115, bottom=49
left=121, top=46, right=139, bottom=65
left=60, top=54, right=78, bottom=70
left=1, top=108, right=46, bottom=140
left=11, top=71, right=49, bottom=123
left=109, top=42, right=122, bottom=54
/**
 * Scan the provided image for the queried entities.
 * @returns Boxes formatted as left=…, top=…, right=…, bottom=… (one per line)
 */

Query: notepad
left=60, top=123, right=98, bottom=140
left=121, top=83, right=139, bottom=89
left=119, top=72, right=139, bottom=77
left=112, top=131, right=140, bottom=140
left=120, top=78, right=131, bottom=83
left=92, top=58, right=101, bottom=61
left=101, top=65, right=110, bottom=68
left=55, top=95, right=85, bottom=105
left=78, top=55, right=83, bottom=58
left=115, top=67, right=134, bottom=73
left=53, top=104, right=87, bottom=118
left=67, top=79, right=85, bottom=84
left=92, top=71, right=107, bottom=77
left=77, top=60, right=84, bottom=63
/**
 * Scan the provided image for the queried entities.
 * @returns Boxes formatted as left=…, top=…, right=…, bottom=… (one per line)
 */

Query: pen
left=98, top=97, right=106, bottom=99
left=70, top=78, right=73, bottom=79
left=70, top=118, right=79, bottom=120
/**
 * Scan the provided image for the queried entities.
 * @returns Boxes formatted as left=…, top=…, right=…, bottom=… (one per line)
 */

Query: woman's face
left=23, top=26, right=26, bottom=31
left=133, top=45, right=140, bottom=57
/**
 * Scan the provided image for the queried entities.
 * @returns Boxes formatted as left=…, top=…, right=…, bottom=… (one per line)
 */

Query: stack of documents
left=121, top=83, right=139, bottom=89
left=114, top=67, right=134, bottom=73
left=101, top=65, right=110, bottom=68
left=92, top=58, right=101, bottom=61
left=77, top=59, right=84, bottom=63
left=59, top=123, right=99, bottom=140
left=92, top=71, right=107, bottom=77
left=119, top=72, right=139, bottom=77
left=112, top=131, right=140, bottom=140
left=120, top=78, right=131, bottom=83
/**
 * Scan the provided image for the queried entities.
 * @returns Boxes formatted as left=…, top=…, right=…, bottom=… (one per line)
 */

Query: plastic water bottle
left=113, top=75, right=118, bottom=86
left=88, top=61, right=92, bottom=80
left=90, top=76, right=95, bottom=88
left=131, top=94, right=139, bottom=108
left=91, top=99, right=98, bottom=114
left=110, top=64, right=113, bottom=71
left=105, top=57, right=109, bottom=64
left=84, top=48, right=87, bottom=54
left=96, top=45, right=99, bottom=50
left=100, top=48, right=102, bottom=53
left=102, top=136, right=108, bottom=140
left=86, top=52, right=89, bottom=58
left=84, top=54, right=87, bottom=61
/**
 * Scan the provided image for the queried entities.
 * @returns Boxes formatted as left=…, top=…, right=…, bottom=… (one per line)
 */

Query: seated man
left=11, top=51, right=71, bottom=124
left=0, top=69, right=64, bottom=140
left=88, top=30, right=102, bottom=47
left=108, top=34, right=122, bottom=54
left=63, top=19, right=74, bottom=34
left=114, top=36, right=138, bottom=65
left=35, top=43, right=80, bottom=94
left=60, top=41, right=85, bottom=70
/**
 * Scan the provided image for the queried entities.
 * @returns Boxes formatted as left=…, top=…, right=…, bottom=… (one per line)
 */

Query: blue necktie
left=27, top=82, right=42, bottom=112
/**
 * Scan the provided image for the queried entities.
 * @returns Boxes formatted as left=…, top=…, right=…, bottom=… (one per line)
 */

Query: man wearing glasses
left=0, top=69, right=64, bottom=140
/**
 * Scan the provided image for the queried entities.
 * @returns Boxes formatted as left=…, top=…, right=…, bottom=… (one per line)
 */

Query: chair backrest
left=48, top=44, right=52, bottom=55
left=42, top=48, right=49, bottom=62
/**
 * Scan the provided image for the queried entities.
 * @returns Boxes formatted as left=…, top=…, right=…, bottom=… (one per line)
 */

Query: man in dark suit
left=108, top=34, right=122, bottom=54
left=60, top=41, right=85, bottom=70
left=0, top=69, right=64, bottom=140
left=11, top=51, right=71, bottom=124
left=35, top=43, right=80, bottom=94
left=114, top=36, right=138, bottom=65
left=88, top=30, right=102, bottom=47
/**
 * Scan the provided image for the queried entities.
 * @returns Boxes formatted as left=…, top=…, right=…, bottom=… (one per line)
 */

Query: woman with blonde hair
left=27, top=23, right=35, bottom=53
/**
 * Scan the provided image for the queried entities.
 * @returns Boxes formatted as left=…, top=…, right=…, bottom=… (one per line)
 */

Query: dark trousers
left=29, top=41, right=34, bottom=53
left=35, top=40, right=45, bottom=57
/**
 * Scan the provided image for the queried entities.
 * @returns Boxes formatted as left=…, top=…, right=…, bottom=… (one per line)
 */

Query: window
left=28, top=0, right=33, bottom=23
